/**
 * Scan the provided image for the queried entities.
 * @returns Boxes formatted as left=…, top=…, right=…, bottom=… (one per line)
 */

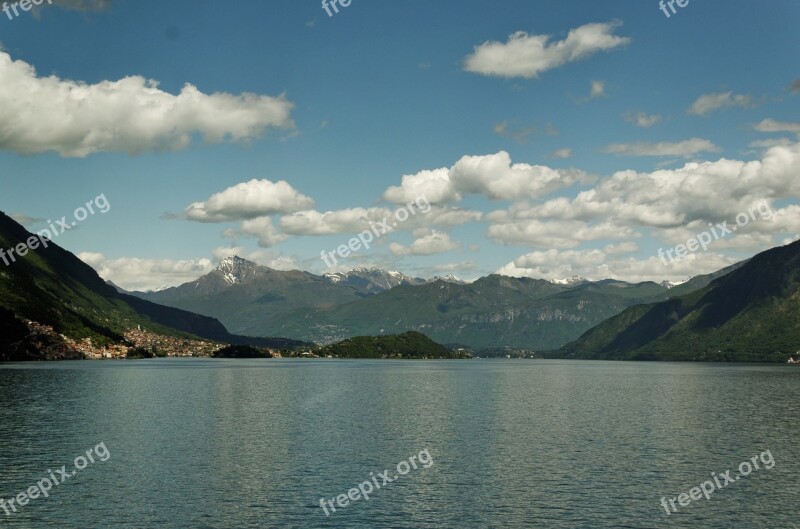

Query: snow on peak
left=215, top=256, right=255, bottom=285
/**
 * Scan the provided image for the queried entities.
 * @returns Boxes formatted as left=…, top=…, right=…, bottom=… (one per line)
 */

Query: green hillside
left=262, top=276, right=712, bottom=349
left=320, top=331, right=470, bottom=359
left=559, top=240, right=800, bottom=362
left=0, top=212, right=308, bottom=360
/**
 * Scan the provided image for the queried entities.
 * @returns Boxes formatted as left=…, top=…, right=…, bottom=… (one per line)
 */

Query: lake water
left=0, top=359, right=798, bottom=528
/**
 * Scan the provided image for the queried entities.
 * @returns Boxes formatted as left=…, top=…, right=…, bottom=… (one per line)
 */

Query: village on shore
left=20, top=321, right=325, bottom=360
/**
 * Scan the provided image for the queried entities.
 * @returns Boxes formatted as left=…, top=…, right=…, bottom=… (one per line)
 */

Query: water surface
left=0, top=359, right=798, bottom=528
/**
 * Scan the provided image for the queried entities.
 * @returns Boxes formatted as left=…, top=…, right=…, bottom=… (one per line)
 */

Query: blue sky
left=0, top=0, right=799, bottom=290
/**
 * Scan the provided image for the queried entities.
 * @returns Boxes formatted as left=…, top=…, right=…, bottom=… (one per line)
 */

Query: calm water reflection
left=0, top=359, right=798, bottom=528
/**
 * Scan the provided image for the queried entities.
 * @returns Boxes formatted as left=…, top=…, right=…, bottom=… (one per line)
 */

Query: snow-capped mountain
left=660, top=278, right=691, bottom=289
left=324, top=267, right=426, bottom=294
left=428, top=274, right=466, bottom=285
left=216, top=255, right=261, bottom=285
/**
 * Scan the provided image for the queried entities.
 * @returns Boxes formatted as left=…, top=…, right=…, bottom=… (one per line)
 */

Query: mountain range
left=131, top=255, right=744, bottom=350
left=3, top=206, right=797, bottom=362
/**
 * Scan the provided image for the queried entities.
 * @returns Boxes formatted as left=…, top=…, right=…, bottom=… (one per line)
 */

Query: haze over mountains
left=131, top=255, right=744, bottom=350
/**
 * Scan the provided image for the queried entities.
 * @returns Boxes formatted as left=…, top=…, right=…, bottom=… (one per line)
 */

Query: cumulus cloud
left=389, top=231, right=460, bottom=256
left=280, top=207, right=391, bottom=236
left=182, top=179, right=314, bottom=223
left=463, top=22, right=630, bottom=79
left=78, top=253, right=215, bottom=292
left=0, top=52, right=295, bottom=157
left=603, top=138, right=721, bottom=157
left=487, top=219, right=636, bottom=248
left=383, top=168, right=460, bottom=205
left=280, top=205, right=481, bottom=237
left=625, top=112, right=662, bottom=128
left=384, top=151, right=592, bottom=205
left=687, top=91, right=752, bottom=116
left=497, top=248, right=740, bottom=283
left=223, top=217, right=288, bottom=247
left=450, top=152, right=592, bottom=199
left=488, top=143, right=800, bottom=253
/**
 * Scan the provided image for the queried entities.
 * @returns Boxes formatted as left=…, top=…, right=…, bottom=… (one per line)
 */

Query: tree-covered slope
left=560, top=240, right=800, bottom=362
left=320, top=331, right=470, bottom=359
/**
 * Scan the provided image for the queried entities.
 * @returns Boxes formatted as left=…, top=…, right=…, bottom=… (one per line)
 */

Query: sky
left=0, top=0, right=799, bottom=291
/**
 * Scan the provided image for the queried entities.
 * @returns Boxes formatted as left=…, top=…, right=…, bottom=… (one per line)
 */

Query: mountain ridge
left=558, top=240, right=800, bottom=361
left=0, top=212, right=309, bottom=360
left=129, top=256, right=740, bottom=350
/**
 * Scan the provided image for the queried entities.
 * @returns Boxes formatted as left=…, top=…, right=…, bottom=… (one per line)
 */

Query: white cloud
left=490, top=143, right=800, bottom=250
left=626, top=112, right=662, bottom=128
left=604, top=138, right=721, bottom=157
left=182, top=179, right=314, bottom=223
left=213, top=246, right=299, bottom=271
left=754, top=118, right=800, bottom=135
left=487, top=219, right=636, bottom=248
left=223, top=217, right=288, bottom=247
left=431, top=261, right=475, bottom=273
left=463, top=22, right=630, bottom=79
left=280, top=207, right=391, bottom=236
left=405, top=206, right=483, bottom=229
left=78, top=253, right=214, bottom=291
left=390, top=231, right=460, bottom=256
left=493, top=121, right=536, bottom=143
left=0, top=52, right=295, bottom=157
left=384, top=151, right=591, bottom=205
left=280, top=205, right=481, bottom=236
left=212, top=246, right=247, bottom=260
left=589, top=80, right=605, bottom=99
left=552, top=148, right=573, bottom=159
left=497, top=248, right=740, bottom=284
left=687, top=91, right=752, bottom=116
left=8, top=213, right=42, bottom=226
left=604, top=241, right=639, bottom=254
left=383, top=168, right=459, bottom=204
left=748, top=138, right=794, bottom=150
left=450, top=152, right=592, bottom=199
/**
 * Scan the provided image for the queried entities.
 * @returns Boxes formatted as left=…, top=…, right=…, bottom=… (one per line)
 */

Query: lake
left=0, top=359, right=798, bottom=528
